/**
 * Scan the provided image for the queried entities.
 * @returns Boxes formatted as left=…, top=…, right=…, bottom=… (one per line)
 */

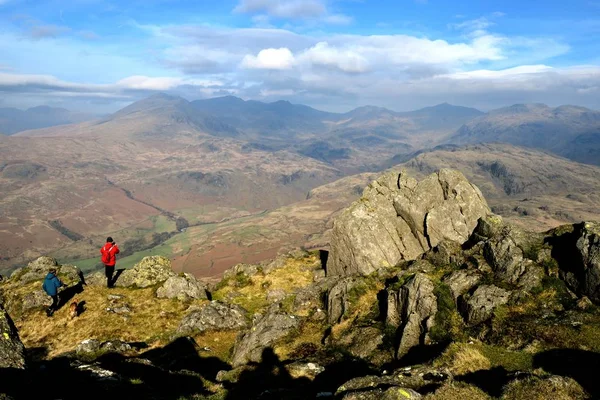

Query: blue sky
left=0, top=0, right=599, bottom=112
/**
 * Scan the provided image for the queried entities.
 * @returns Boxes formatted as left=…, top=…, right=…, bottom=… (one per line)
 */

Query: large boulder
left=156, top=273, right=209, bottom=301
left=461, top=285, right=511, bottom=325
left=18, top=256, right=58, bottom=282
left=21, top=290, right=53, bottom=314
left=0, top=304, right=26, bottom=369
left=387, top=273, right=438, bottom=358
left=10, top=257, right=82, bottom=285
left=328, top=169, right=490, bottom=276
left=231, top=305, right=301, bottom=367
left=115, top=256, right=175, bottom=288
left=177, top=301, right=248, bottom=335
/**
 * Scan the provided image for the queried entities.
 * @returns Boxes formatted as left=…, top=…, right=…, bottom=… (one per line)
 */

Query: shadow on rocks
left=1, top=338, right=230, bottom=400
left=533, top=348, right=600, bottom=398
left=456, top=366, right=514, bottom=398
left=225, top=348, right=311, bottom=400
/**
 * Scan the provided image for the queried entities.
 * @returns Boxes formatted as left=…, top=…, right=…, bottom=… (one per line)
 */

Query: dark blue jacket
left=42, top=273, right=62, bottom=296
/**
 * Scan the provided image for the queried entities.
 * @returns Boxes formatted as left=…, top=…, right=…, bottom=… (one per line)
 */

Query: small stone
left=76, top=339, right=101, bottom=355
left=577, top=296, right=593, bottom=310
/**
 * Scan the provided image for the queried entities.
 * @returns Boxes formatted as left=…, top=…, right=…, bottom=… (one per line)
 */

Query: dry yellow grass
left=501, top=376, right=588, bottom=400
left=14, top=284, right=208, bottom=358
left=192, top=330, right=239, bottom=362
left=212, top=254, right=318, bottom=314
left=274, top=321, right=325, bottom=361
left=424, top=383, right=491, bottom=400
left=435, top=343, right=491, bottom=375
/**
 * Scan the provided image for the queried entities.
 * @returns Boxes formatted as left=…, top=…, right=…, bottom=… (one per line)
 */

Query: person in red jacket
left=100, top=237, right=120, bottom=288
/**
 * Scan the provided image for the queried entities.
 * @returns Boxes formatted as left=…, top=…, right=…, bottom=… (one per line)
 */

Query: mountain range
left=1, top=94, right=599, bottom=275
left=448, top=103, right=600, bottom=165
left=0, top=106, right=96, bottom=135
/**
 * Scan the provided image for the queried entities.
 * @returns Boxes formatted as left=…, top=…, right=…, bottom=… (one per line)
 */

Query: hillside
left=0, top=106, right=96, bottom=135
left=0, top=131, right=342, bottom=274
left=1, top=169, right=599, bottom=399
left=397, top=144, right=600, bottom=230
left=448, top=104, right=600, bottom=165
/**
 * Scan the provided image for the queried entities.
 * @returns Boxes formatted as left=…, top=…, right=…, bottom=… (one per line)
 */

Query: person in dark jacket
left=42, top=268, right=64, bottom=317
left=100, top=237, right=120, bottom=288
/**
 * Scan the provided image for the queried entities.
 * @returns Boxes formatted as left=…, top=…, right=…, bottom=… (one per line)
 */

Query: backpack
left=101, top=244, right=114, bottom=264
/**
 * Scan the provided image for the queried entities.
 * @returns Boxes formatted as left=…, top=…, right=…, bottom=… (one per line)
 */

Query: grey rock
left=483, top=230, right=525, bottom=284
left=231, top=306, right=301, bottom=367
left=116, top=256, right=175, bottom=288
left=156, top=273, right=209, bottom=301
left=462, top=285, right=511, bottom=325
left=387, top=273, right=438, bottom=358
left=294, top=277, right=337, bottom=316
left=334, top=326, right=388, bottom=364
left=100, top=340, right=132, bottom=354
left=313, top=269, right=326, bottom=282
left=76, top=363, right=120, bottom=381
left=20, top=290, right=53, bottom=314
left=76, top=339, right=101, bottom=355
left=223, top=263, right=260, bottom=280
left=107, top=304, right=131, bottom=315
left=483, top=225, right=546, bottom=290
left=337, top=366, right=449, bottom=397
left=424, top=240, right=465, bottom=267
left=443, top=270, right=482, bottom=300
left=85, top=271, right=106, bottom=287
left=107, top=294, right=124, bottom=301
left=471, top=215, right=504, bottom=241
left=327, top=277, right=364, bottom=325
left=18, top=256, right=58, bottom=283
left=328, top=169, right=489, bottom=276
left=177, top=301, right=248, bottom=335
left=286, top=361, right=325, bottom=380
left=58, top=264, right=83, bottom=283
left=0, top=304, right=26, bottom=369
left=266, top=289, right=287, bottom=303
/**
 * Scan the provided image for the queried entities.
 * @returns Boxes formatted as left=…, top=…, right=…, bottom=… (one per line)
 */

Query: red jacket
left=100, top=243, right=120, bottom=267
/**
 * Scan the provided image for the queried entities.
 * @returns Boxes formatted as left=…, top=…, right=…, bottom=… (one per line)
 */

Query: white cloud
left=445, top=65, right=554, bottom=80
left=300, top=42, right=369, bottom=73
left=322, top=14, right=353, bottom=25
left=116, top=76, right=184, bottom=90
left=241, top=47, right=295, bottom=69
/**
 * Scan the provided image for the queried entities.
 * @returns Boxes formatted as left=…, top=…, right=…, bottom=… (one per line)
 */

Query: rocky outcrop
left=551, top=222, right=600, bottom=303
left=328, top=169, right=489, bottom=276
left=11, top=256, right=82, bottom=285
left=483, top=225, right=545, bottom=290
left=231, top=305, right=301, bottom=367
left=461, top=285, right=510, bottom=325
left=115, top=256, right=176, bottom=288
left=177, top=301, right=248, bottom=335
left=443, top=270, right=481, bottom=300
left=387, top=273, right=438, bottom=358
left=0, top=304, right=25, bottom=369
left=156, top=273, right=209, bottom=300
left=327, top=277, right=364, bottom=324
